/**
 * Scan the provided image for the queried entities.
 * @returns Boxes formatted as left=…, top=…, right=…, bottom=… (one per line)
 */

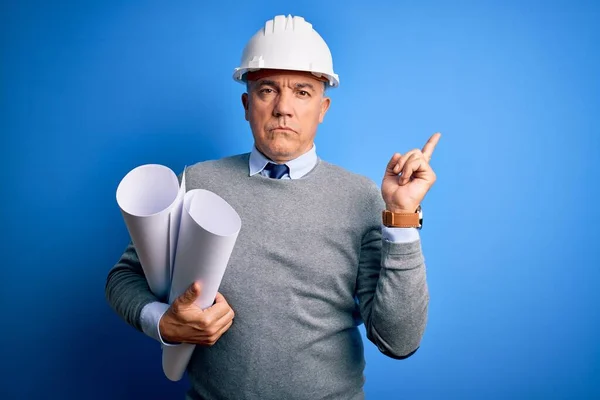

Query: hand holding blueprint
left=116, top=164, right=241, bottom=381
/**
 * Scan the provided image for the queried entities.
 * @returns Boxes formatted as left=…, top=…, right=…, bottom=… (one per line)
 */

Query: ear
left=318, top=96, right=331, bottom=123
left=241, top=93, right=249, bottom=121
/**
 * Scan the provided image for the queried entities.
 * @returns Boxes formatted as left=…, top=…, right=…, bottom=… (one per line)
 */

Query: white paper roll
left=162, top=189, right=242, bottom=381
left=116, top=164, right=186, bottom=301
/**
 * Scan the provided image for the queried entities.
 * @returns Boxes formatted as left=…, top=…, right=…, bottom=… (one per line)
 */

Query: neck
left=256, top=143, right=314, bottom=164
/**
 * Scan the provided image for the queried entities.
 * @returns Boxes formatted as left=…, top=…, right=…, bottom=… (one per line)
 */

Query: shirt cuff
left=381, top=225, right=420, bottom=243
left=140, top=301, right=181, bottom=347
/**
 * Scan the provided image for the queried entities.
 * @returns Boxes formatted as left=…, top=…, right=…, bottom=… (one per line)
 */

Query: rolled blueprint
left=162, top=189, right=242, bottom=381
left=116, top=165, right=186, bottom=301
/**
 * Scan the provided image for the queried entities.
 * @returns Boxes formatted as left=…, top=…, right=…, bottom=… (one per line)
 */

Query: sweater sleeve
left=105, top=242, right=163, bottom=332
left=355, top=186, right=429, bottom=359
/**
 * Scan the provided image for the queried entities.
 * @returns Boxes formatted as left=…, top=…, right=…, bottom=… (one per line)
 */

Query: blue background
left=2, top=0, right=599, bottom=399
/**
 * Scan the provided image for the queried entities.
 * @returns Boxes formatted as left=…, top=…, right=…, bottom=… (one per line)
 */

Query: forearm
left=105, top=242, right=162, bottom=332
left=368, top=239, right=429, bottom=358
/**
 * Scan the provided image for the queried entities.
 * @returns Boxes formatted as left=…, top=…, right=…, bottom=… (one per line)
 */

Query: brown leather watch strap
left=382, top=207, right=422, bottom=228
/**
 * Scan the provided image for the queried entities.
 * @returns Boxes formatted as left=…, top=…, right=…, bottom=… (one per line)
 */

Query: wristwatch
left=382, top=205, right=423, bottom=229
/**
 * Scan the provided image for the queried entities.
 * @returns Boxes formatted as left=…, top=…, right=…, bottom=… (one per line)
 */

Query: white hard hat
left=233, top=15, right=339, bottom=88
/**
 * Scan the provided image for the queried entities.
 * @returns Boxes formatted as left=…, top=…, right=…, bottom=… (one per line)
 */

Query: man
left=106, top=14, right=440, bottom=400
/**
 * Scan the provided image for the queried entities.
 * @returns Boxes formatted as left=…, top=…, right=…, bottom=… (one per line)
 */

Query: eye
left=298, top=90, right=310, bottom=97
left=259, top=88, right=274, bottom=94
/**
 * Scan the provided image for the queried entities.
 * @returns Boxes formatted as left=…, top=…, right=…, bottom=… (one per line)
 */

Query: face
left=241, top=70, right=331, bottom=163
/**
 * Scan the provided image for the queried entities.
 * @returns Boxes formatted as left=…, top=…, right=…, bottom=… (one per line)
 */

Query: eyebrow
left=294, top=82, right=316, bottom=91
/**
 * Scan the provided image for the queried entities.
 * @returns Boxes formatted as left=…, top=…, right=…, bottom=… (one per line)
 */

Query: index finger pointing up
left=422, top=132, right=442, bottom=161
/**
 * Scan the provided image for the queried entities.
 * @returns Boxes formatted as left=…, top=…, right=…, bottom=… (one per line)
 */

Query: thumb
left=178, top=281, right=202, bottom=306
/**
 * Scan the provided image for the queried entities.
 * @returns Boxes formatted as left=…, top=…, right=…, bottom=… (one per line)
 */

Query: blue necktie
left=264, top=162, right=289, bottom=179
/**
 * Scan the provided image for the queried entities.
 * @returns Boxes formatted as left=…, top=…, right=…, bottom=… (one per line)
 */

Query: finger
left=203, top=298, right=233, bottom=320
left=212, top=293, right=233, bottom=318
left=215, top=319, right=234, bottom=339
left=400, top=157, right=427, bottom=185
left=421, top=132, right=441, bottom=161
left=178, top=281, right=202, bottom=306
left=393, top=150, right=420, bottom=175
left=385, top=153, right=402, bottom=176
left=214, top=292, right=228, bottom=304
left=196, top=309, right=234, bottom=341
left=213, top=308, right=235, bottom=329
left=201, top=319, right=234, bottom=346
left=397, top=152, right=419, bottom=180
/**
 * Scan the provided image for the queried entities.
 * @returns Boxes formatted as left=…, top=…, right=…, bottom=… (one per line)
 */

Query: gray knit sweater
left=105, top=153, right=429, bottom=400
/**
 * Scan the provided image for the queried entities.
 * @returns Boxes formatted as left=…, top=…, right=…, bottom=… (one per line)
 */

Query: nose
left=273, top=90, right=294, bottom=118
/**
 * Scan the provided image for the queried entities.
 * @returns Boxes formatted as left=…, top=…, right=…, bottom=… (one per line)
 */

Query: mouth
left=270, top=126, right=295, bottom=132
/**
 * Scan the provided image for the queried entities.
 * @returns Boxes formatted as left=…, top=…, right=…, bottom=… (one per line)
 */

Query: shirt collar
left=249, top=144, right=318, bottom=179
